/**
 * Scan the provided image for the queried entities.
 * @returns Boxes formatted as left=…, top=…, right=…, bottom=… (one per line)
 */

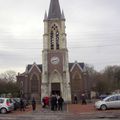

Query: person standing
left=58, top=96, right=64, bottom=111
left=50, top=94, right=57, bottom=111
left=42, top=96, right=49, bottom=108
left=54, top=94, right=58, bottom=110
left=20, top=98, right=25, bottom=111
left=45, top=96, right=49, bottom=107
left=42, top=97, right=46, bottom=108
left=50, top=95, right=54, bottom=111
left=32, top=97, right=36, bottom=111
left=74, top=95, right=78, bottom=104
left=81, top=93, right=87, bottom=104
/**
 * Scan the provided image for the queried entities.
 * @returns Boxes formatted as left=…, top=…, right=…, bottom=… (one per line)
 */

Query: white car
left=0, top=98, right=14, bottom=114
left=95, top=94, right=120, bottom=110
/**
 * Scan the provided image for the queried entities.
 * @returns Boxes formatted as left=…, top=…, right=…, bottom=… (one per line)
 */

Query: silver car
left=95, top=94, right=120, bottom=110
left=0, top=98, right=14, bottom=114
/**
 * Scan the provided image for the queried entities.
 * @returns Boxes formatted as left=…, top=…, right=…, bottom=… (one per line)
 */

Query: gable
left=70, top=62, right=84, bottom=72
left=26, top=64, right=42, bottom=73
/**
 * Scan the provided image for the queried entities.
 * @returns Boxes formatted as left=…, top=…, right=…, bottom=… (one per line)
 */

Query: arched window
left=50, top=24, right=59, bottom=50
left=71, top=71, right=82, bottom=91
left=31, top=74, right=38, bottom=93
left=50, top=31, right=54, bottom=49
left=56, top=30, right=59, bottom=49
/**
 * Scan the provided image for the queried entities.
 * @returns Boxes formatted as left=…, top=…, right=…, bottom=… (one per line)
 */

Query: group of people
left=20, top=93, right=87, bottom=112
left=20, top=95, right=64, bottom=112
left=74, top=94, right=87, bottom=104
left=20, top=98, right=25, bottom=111
left=20, top=97, right=36, bottom=111
left=42, top=94, right=64, bottom=111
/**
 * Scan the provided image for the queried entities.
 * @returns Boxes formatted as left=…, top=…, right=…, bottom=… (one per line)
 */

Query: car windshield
left=103, top=95, right=112, bottom=101
left=103, top=94, right=120, bottom=101
left=7, top=98, right=13, bottom=103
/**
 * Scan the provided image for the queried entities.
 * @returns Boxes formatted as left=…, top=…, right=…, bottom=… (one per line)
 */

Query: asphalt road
left=0, top=109, right=120, bottom=120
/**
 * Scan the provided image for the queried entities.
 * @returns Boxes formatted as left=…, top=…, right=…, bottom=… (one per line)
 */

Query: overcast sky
left=0, top=0, right=120, bottom=73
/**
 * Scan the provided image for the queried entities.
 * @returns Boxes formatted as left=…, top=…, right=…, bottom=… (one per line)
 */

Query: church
left=17, top=0, right=91, bottom=102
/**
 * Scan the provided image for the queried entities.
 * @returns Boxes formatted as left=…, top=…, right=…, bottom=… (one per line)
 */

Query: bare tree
left=0, top=70, right=20, bottom=97
left=0, top=70, right=16, bottom=82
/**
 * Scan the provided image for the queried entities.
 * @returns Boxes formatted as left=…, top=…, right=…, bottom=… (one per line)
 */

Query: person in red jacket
left=42, top=96, right=49, bottom=108
left=45, top=96, right=49, bottom=106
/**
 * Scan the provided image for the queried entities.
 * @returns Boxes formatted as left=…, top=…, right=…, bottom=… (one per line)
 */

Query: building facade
left=17, top=0, right=90, bottom=102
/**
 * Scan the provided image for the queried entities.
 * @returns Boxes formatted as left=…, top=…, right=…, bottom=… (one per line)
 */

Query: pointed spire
left=48, top=0, right=62, bottom=20
left=44, top=11, right=48, bottom=20
left=61, top=10, right=65, bottom=20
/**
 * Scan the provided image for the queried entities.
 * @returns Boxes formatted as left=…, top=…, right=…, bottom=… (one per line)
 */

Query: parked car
left=95, top=94, right=120, bottom=110
left=0, top=98, right=14, bottom=114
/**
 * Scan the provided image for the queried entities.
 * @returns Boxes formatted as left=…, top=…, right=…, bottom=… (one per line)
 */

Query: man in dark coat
left=50, top=94, right=57, bottom=111
left=74, top=95, right=78, bottom=104
left=32, top=97, right=36, bottom=111
left=20, top=98, right=25, bottom=111
left=58, top=96, right=64, bottom=111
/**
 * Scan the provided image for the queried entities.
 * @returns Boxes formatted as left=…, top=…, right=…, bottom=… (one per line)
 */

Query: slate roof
left=18, top=62, right=85, bottom=76
left=69, top=63, right=85, bottom=70
left=26, top=63, right=84, bottom=72
left=27, top=64, right=42, bottom=71
left=48, top=0, right=62, bottom=19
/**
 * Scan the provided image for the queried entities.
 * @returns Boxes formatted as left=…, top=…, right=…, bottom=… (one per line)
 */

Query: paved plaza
left=0, top=104, right=120, bottom=120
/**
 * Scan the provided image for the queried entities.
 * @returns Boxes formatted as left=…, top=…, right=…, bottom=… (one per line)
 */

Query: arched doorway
left=50, top=70, right=62, bottom=96
left=51, top=83, right=61, bottom=95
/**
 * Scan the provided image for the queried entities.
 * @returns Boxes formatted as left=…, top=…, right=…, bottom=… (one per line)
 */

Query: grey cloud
left=0, top=0, right=120, bottom=72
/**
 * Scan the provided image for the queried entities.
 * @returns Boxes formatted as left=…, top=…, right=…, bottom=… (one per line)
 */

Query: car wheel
left=100, top=104, right=107, bottom=110
left=1, top=108, right=7, bottom=114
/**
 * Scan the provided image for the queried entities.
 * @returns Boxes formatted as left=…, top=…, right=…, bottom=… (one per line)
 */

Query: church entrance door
left=51, top=83, right=61, bottom=95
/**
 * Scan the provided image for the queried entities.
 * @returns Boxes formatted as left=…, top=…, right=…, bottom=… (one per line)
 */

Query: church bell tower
left=41, top=0, right=71, bottom=102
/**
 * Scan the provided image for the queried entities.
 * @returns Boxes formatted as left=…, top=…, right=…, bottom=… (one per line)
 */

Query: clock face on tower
left=51, top=56, right=60, bottom=65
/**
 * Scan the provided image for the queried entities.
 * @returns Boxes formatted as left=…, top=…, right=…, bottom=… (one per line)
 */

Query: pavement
left=10, top=103, right=92, bottom=115
left=11, top=103, right=120, bottom=114
left=68, top=103, right=95, bottom=113
left=10, top=103, right=120, bottom=115
left=0, top=103, right=120, bottom=120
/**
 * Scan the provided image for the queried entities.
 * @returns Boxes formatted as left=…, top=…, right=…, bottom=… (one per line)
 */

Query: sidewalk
left=11, top=104, right=43, bottom=115
left=67, top=103, right=96, bottom=114
left=11, top=103, right=95, bottom=114
left=2, top=104, right=120, bottom=120
left=11, top=103, right=120, bottom=115
left=67, top=103, right=120, bottom=114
